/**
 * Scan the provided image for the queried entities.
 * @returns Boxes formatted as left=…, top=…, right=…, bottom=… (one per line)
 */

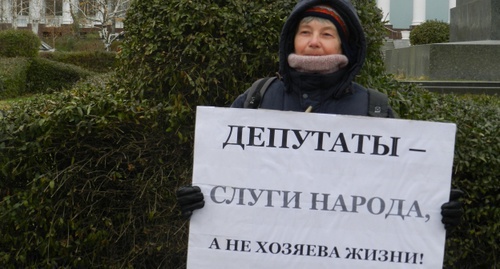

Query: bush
left=384, top=83, right=499, bottom=268
left=118, top=0, right=292, bottom=104
left=26, top=58, right=95, bottom=94
left=437, top=95, right=499, bottom=269
left=410, top=20, right=450, bottom=45
left=39, top=51, right=117, bottom=73
left=0, top=58, right=30, bottom=99
left=361, top=80, right=500, bottom=269
left=0, top=74, right=186, bottom=267
left=0, top=29, right=41, bottom=58
left=0, top=57, right=95, bottom=99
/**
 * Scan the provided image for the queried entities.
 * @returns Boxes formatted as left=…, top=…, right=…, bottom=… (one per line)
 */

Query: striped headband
left=302, top=5, right=349, bottom=37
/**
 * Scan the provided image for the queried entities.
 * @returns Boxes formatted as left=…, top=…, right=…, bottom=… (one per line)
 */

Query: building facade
left=377, top=0, right=456, bottom=29
left=0, top=0, right=129, bottom=36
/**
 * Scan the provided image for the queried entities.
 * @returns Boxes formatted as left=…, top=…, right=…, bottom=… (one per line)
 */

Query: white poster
left=187, top=106, right=456, bottom=269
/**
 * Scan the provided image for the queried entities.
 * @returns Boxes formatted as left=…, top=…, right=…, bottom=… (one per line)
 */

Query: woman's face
left=294, top=19, right=342, bottom=56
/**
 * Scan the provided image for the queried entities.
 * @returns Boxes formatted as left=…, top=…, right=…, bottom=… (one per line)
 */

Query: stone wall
left=450, top=0, right=500, bottom=41
left=385, top=41, right=500, bottom=80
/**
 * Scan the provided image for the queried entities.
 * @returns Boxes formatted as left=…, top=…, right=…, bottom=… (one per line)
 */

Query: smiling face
left=293, top=17, right=342, bottom=56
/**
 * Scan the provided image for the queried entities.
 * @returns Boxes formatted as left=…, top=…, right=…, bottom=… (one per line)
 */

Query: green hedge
left=0, top=58, right=30, bottom=99
left=389, top=88, right=500, bottom=268
left=27, top=58, right=95, bottom=94
left=39, top=51, right=118, bottom=73
left=432, top=94, right=499, bottom=268
left=0, top=0, right=498, bottom=268
left=410, top=20, right=450, bottom=45
left=0, top=75, right=186, bottom=267
left=0, top=29, right=40, bottom=58
left=0, top=57, right=94, bottom=99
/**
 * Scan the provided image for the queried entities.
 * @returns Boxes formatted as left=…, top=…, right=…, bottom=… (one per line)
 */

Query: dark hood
left=278, top=0, right=367, bottom=97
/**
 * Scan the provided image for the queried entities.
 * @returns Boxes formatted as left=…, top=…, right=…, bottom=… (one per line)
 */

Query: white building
left=0, top=0, right=129, bottom=35
left=377, top=0, right=456, bottom=29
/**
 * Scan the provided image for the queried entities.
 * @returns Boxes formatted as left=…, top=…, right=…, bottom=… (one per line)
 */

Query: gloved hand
left=176, top=186, right=205, bottom=219
left=441, top=188, right=464, bottom=230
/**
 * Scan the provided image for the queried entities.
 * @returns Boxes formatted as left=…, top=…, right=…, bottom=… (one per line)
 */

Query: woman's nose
left=309, top=34, right=320, bottom=47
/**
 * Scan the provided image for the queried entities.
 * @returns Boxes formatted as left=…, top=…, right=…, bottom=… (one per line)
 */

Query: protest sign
left=187, top=106, right=456, bottom=269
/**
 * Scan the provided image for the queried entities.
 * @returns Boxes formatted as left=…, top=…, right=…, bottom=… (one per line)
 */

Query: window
left=15, top=0, right=30, bottom=16
left=81, top=0, right=99, bottom=16
left=45, top=0, right=63, bottom=16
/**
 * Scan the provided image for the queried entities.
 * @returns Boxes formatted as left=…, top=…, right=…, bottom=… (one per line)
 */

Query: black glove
left=441, top=188, right=464, bottom=230
left=176, top=186, right=205, bottom=219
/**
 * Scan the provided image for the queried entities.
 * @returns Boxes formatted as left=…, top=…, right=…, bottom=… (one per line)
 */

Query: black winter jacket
left=231, top=0, right=394, bottom=118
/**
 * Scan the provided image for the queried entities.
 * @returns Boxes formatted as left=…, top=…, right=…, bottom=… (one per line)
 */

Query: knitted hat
left=300, top=5, right=354, bottom=62
left=302, top=5, right=349, bottom=38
